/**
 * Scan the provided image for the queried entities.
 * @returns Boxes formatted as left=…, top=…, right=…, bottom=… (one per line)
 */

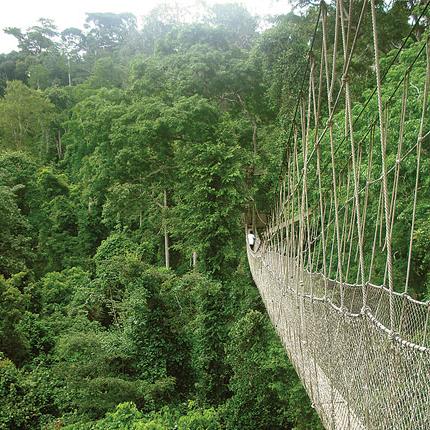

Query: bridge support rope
left=247, top=1, right=430, bottom=428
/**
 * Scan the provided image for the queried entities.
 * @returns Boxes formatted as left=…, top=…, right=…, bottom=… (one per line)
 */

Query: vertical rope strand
left=405, top=37, right=430, bottom=293
left=370, top=0, right=395, bottom=331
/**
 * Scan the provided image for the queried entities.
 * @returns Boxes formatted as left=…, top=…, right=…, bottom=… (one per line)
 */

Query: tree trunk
left=68, top=56, right=72, bottom=86
left=56, top=129, right=63, bottom=159
left=164, top=190, right=170, bottom=269
left=252, top=121, right=257, bottom=157
left=45, top=129, right=49, bottom=155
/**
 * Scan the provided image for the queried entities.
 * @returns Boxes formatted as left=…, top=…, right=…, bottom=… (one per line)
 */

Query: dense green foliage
left=0, top=1, right=428, bottom=429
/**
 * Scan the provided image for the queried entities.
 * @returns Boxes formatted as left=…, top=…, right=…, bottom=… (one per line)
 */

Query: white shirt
left=247, top=233, right=255, bottom=246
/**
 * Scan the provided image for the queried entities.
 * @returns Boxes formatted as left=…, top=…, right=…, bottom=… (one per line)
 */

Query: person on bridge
left=247, top=230, right=256, bottom=250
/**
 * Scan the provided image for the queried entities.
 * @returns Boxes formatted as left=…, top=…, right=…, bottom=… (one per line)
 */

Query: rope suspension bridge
left=246, top=1, right=430, bottom=428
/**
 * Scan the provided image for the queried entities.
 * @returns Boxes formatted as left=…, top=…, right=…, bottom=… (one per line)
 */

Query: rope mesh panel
left=248, top=248, right=430, bottom=429
left=247, top=1, right=430, bottom=428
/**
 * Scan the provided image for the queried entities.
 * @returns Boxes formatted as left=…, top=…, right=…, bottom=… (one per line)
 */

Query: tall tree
left=0, top=81, right=54, bottom=155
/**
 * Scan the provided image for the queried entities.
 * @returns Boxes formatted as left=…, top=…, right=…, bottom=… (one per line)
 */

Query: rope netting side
left=248, top=245, right=430, bottom=430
